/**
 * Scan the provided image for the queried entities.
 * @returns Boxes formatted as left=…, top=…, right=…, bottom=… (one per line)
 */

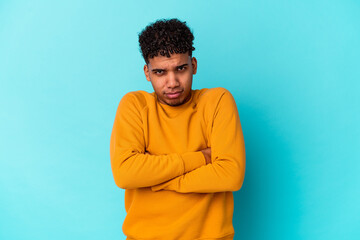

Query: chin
left=166, top=97, right=187, bottom=106
left=169, top=102, right=183, bottom=106
left=165, top=100, right=181, bottom=106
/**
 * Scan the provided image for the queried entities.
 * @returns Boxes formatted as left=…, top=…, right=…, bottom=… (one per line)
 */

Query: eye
left=154, top=70, right=164, bottom=75
left=177, top=66, right=187, bottom=71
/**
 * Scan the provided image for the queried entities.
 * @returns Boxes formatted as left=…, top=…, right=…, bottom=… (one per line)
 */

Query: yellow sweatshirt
left=110, top=87, right=246, bottom=240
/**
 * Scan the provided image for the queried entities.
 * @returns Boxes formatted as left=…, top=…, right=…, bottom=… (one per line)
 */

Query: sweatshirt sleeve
left=151, top=90, right=246, bottom=193
left=110, top=92, right=206, bottom=189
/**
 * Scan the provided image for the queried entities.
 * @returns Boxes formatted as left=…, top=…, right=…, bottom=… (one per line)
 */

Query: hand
left=200, top=148, right=212, bottom=164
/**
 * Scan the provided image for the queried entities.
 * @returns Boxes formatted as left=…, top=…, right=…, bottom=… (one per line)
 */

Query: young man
left=110, top=19, right=246, bottom=240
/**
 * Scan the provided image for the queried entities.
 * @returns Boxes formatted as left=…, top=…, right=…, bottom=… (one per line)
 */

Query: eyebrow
left=151, top=63, right=189, bottom=72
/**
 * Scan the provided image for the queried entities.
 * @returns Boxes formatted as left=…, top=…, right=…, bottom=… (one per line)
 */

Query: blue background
left=1, top=0, right=359, bottom=239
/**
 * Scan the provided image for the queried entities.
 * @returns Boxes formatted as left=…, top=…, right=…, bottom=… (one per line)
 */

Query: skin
left=201, top=148, right=212, bottom=164
left=144, top=52, right=197, bottom=106
left=144, top=52, right=211, bottom=164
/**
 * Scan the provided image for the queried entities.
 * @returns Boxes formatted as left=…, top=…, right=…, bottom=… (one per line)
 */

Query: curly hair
left=138, top=18, right=195, bottom=63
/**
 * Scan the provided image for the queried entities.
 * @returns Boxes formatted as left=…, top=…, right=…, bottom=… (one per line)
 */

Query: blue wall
left=1, top=0, right=359, bottom=239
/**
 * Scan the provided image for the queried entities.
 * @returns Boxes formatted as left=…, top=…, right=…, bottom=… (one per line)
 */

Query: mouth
left=165, top=91, right=183, bottom=99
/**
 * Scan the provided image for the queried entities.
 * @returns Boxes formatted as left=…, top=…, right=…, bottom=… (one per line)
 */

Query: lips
left=165, top=91, right=182, bottom=99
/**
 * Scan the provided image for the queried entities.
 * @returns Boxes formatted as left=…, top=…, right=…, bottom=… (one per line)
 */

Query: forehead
left=148, top=53, right=190, bottom=69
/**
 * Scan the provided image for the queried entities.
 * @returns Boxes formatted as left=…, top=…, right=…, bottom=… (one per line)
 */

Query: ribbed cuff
left=180, top=151, right=206, bottom=173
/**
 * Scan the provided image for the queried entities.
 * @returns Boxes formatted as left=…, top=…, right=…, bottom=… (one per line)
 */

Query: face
left=144, top=53, right=197, bottom=106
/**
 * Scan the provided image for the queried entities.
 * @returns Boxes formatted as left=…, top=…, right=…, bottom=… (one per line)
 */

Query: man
left=110, top=18, right=246, bottom=240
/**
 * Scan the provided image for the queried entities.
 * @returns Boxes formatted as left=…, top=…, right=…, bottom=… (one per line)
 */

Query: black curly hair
left=138, top=18, right=195, bottom=64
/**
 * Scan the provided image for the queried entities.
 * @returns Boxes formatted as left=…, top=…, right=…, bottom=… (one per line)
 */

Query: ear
left=144, top=64, right=151, bottom=82
left=191, top=57, right=197, bottom=75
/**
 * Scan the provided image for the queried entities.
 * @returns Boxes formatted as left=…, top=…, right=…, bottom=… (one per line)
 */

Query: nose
left=166, top=72, right=180, bottom=88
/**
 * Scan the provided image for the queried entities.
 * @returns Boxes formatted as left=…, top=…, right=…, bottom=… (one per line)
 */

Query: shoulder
left=119, top=90, right=154, bottom=111
left=198, top=87, right=235, bottom=104
left=196, top=87, right=238, bottom=118
left=121, top=90, right=152, bottom=102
